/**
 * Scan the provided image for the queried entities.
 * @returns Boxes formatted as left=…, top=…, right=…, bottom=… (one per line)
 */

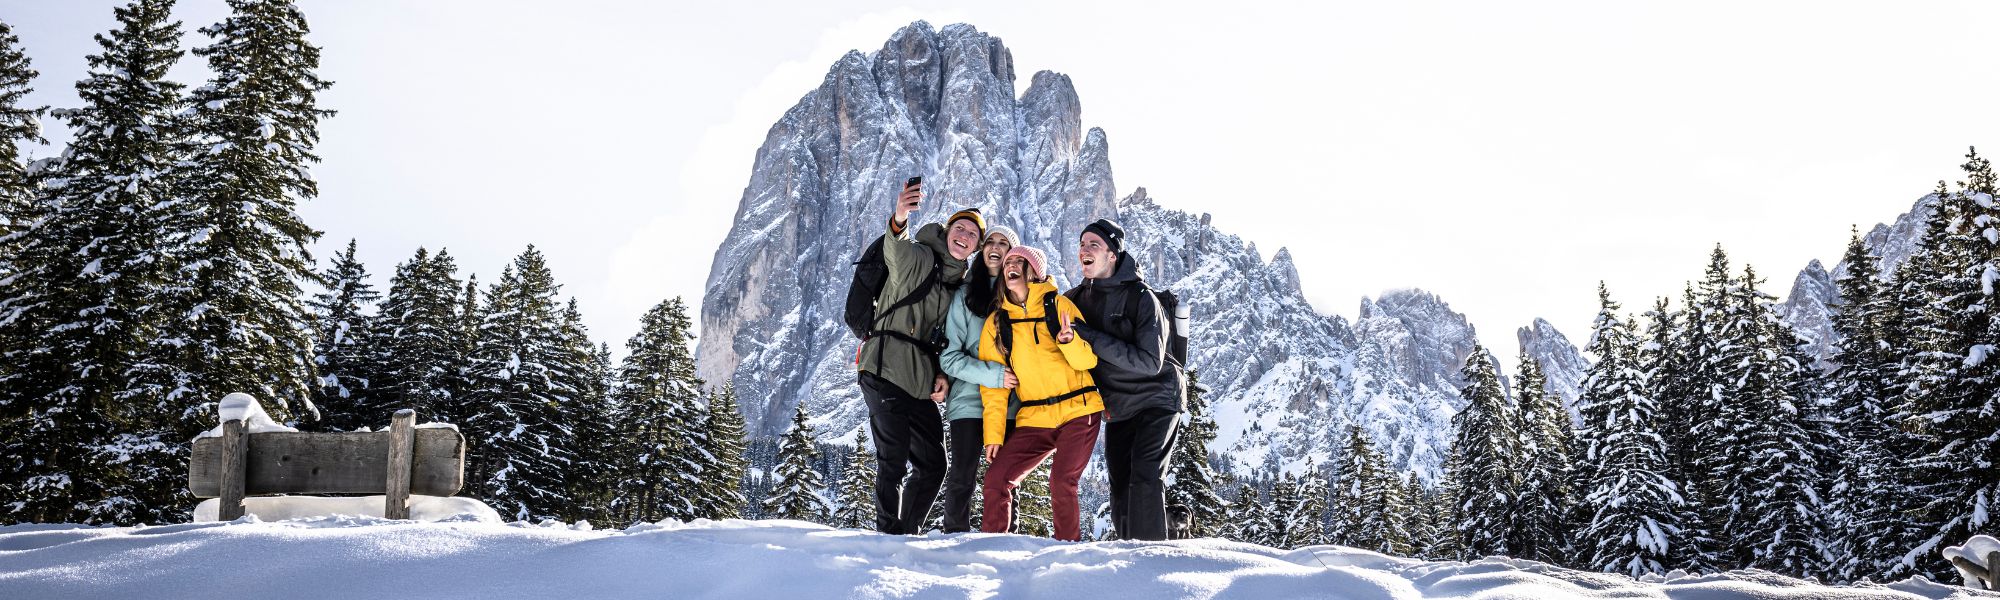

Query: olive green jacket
left=857, top=220, right=968, bottom=399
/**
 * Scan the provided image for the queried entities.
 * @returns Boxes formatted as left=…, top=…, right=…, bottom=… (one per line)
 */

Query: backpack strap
left=872, top=252, right=944, bottom=334
left=1041, top=291, right=1062, bottom=342
left=868, top=252, right=949, bottom=368
left=871, top=329, right=943, bottom=357
left=1123, top=280, right=1156, bottom=323
left=1018, top=386, right=1098, bottom=409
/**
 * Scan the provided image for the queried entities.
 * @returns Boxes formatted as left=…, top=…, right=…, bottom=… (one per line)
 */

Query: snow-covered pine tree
left=1446, top=344, right=1522, bottom=559
left=1513, top=349, right=1576, bottom=566
left=610, top=297, right=707, bottom=523
left=1576, top=283, right=1687, bottom=577
left=1292, top=462, right=1328, bottom=548
left=1824, top=229, right=1900, bottom=583
left=1326, top=433, right=1364, bottom=547
left=1792, top=328, right=1845, bottom=582
left=764, top=403, right=831, bottom=522
left=0, top=17, right=42, bottom=514
left=0, top=17, right=46, bottom=256
left=1223, top=484, right=1273, bottom=547
left=1267, top=472, right=1303, bottom=549
left=701, top=384, right=751, bottom=520
left=832, top=429, right=877, bottom=529
left=1358, top=462, right=1412, bottom=557
left=1709, top=265, right=1827, bottom=575
left=306, top=239, right=377, bottom=428
left=1868, top=180, right=1964, bottom=581
left=1655, top=285, right=1704, bottom=497
left=354, top=248, right=465, bottom=426
left=1327, top=427, right=1370, bottom=547
left=1630, top=292, right=1720, bottom=573
left=1332, top=426, right=1410, bottom=556
left=1403, top=473, right=1453, bottom=561
left=570, top=341, right=620, bottom=523
left=0, top=0, right=187, bottom=526
left=463, top=247, right=580, bottom=522
left=1898, top=150, right=2000, bottom=581
left=448, top=275, right=481, bottom=409
left=1674, top=249, right=1739, bottom=570
left=561, top=324, right=618, bottom=525
left=1166, top=369, right=1227, bottom=538
left=151, top=0, right=333, bottom=428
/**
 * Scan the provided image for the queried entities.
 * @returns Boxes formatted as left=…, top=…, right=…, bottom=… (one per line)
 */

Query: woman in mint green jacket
left=938, top=225, right=1020, bottom=533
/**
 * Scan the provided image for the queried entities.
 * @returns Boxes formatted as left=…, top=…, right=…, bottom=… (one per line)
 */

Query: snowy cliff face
left=1344, top=290, right=1482, bottom=481
left=696, top=21, right=1572, bottom=481
left=1517, top=318, right=1588, bottom=425
left=1115, top=190, right=1357, bottom=476
left=1779, top=194, right=1936, bottom=365
left=1117, top=193, right=1485, bottom=481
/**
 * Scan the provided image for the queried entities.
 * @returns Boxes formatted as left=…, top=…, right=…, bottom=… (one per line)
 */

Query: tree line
left=1171, top=150, right=2000, bottom=586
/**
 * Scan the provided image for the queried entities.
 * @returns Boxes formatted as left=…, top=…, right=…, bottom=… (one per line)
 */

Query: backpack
left=843, top=235, right=946, bottom=349
left=1127, top=283, right=1190, bottom=369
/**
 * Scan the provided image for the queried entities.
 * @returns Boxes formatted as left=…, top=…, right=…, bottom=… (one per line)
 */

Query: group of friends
left=854, top=176, right=1188, bottom=542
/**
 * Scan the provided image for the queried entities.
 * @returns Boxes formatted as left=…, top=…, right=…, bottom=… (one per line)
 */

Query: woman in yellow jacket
left=977, top=245, right=1104, bottom=541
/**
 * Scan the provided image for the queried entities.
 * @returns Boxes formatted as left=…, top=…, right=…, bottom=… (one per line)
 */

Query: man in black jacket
left=1064, top=218, right=1187, bottom=541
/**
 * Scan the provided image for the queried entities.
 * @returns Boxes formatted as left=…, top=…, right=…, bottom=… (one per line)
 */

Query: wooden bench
left=188, top=407, right=466, bottom=520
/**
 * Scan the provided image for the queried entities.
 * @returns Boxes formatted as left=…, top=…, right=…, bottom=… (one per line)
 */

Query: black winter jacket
left=1064, top=252, right=1186, bottom=422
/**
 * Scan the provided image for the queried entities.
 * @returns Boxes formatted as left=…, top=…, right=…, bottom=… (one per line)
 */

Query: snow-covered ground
left=0, top=518, right=1990, bottom=600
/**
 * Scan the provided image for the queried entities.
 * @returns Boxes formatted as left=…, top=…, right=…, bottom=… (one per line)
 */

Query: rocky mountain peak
left=1516, top=317, right=1589, bottom=424
left=1268, top=248, right=1303, bottom=299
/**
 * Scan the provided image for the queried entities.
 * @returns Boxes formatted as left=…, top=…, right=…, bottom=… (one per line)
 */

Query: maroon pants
left=980, top=412, right=1102, bottom=541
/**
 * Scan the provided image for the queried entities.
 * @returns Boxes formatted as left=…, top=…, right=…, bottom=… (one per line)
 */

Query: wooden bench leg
left=1987, top=551, right=2000, bottom=590
left=385, top=410, right=415, bottom=520
left=219, top=419, right=247, bottom=521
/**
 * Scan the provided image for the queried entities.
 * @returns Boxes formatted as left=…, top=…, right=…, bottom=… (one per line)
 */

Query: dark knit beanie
left=1082, top=218, right=1126, bottom=254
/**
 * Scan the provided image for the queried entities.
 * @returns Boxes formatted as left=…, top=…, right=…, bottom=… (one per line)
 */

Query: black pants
left=942, top=418, right=1018, bottom=533
left=860, top=372, right=946, bottom=535
left=1105, top=407, right=1179, bottom=541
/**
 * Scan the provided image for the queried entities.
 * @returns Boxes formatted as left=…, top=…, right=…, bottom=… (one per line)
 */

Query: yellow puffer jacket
left=978, top=279, right=1105, bottom=445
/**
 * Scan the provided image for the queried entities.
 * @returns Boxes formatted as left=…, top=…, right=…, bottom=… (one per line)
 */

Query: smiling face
left=1079, top=231, right=1117, bottom=280
left=946, top=219, right=981, bottom=261
left=981, top=232, right=1013, bottom=273
left=1002, top=254, right=1031, bottom=304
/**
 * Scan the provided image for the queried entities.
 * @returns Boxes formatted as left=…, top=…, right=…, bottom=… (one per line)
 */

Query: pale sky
left=7, top=0, right=1998, bottom=373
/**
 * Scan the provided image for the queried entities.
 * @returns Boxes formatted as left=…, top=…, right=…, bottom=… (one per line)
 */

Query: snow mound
left=191, top=495, right=500, bottom=523
left=1945, top=535, right=2000, bottom=589
left=1946, top=535, right=2000, bottom=567
left=193, top=393, right=298, bottom=439
left=0, top=520, right=1985, bottom=599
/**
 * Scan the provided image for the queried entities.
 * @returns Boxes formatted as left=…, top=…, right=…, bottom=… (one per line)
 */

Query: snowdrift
left=0, top=518, right=1988, bottom=600
left=190, top=494, right=501, bottom=522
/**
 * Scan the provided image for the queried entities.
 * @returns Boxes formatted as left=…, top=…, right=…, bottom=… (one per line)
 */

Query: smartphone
left=905, top=175, right=922, bottom=191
